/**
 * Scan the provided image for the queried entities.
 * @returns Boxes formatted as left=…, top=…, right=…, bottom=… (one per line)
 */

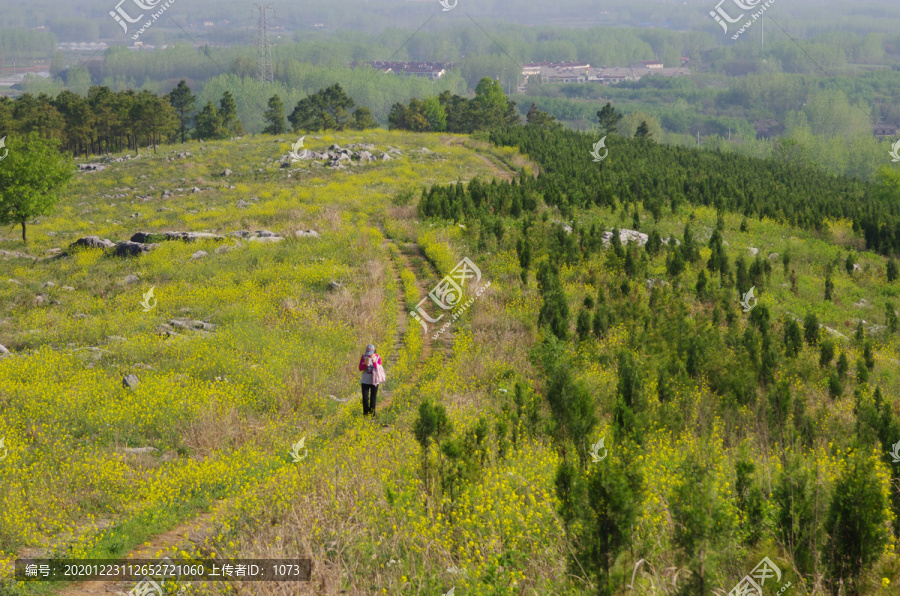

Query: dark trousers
left=362, top=383, right=378, bottom=415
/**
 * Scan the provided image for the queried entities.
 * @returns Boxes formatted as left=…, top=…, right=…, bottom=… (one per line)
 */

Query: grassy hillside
left=2, top=126, right=900, bottom=595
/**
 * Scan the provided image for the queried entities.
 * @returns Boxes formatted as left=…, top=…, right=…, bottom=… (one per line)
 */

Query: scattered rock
left=42, top=281, right=56, bottom=288
left=328, top=280, right=343, bottom=292
left=380, top=153, right=393, bottom=161
left=192, top=187, right=201, bottom=193
left=855, top=299, right=870, bottom=308
left=73, top=313, right=89, bottom=320
left=130, top=232, right=155, bottom=243
left=0, top=250, right=37, bottom=260
left=122, top=274, right=140, bottom=285
left=78, top=163, right=106, bottom=172
left=294, top=229, right=320, bottom=238
left=169, top=319, right=216, bottom=332
left=115, top=242, right=155, bottom=257
left=748, top=247, right=759, bottom=256
left=190, top=250, right=209, bottom=261
left=601, top=228, right=648, bottom=247
left=35, top=295, right=46, bottom=306
left=0, top=344, right=9, bottom=357
left=62, top=286, right=75, bottom=291
left=853, top=264, right=862, bottom=272
left=123, top=446, right=157, bottom=454
left=8, top=279, right=20, bottom=285
left=768, top=252, right=779, bottom=260
left=246, top=235, right=283, bottom=243
left=237, top=199, right=249, bottom=208
left=122, top=374, right=140, bottom=389
left=221, top=168, right=233, bottom=176
left=164, top=231, right=225, bottom=242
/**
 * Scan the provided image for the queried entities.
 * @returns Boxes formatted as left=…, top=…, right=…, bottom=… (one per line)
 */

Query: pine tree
left=774, top=453, right=825, bottom=578
left=888, top=259, right=899, bottom=283
left=194, top=101, right=223, bottom=140
left=819, top=339, right=835, bottom=367
left=864, top=341, right=875, bottom=369
left=670, top=459, right=732, bottom=595
left=576, top=309, right=592, bottom=342
left=634, top=120, right=651, bottom=140
left=262, top=94, right=286, bottom=135
left=886, top=301, right=899, bottom=333
left=696, top=269, right=708, bottom=299
left=351, top=107, right=378, bottom=130
left=784, top=319, right=803, bottom=357
left=845, top=252, right=855, bottom=274
left=824, top=452, right=890, bottom=595
left=804, top=313, right=820, bottom=346
left=837, top=352, right=849, bottom=379
left=824, top=267, right=835, bottom=301
left=596, top=102, right=622, bottom=135
left=168, top=80, right=195, bottom=143
left=218, top=91, right=243, bottom=136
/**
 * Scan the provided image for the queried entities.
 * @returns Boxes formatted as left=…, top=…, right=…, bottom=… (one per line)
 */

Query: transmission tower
left=252, top=3, right=274, bottom=83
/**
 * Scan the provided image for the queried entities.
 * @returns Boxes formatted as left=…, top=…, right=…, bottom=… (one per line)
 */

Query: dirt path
left=55, top=513, right=217, bottom=595
left=53, top=228, right=449, bottom=595
left=443, top=136, right=516, bottom=183
left=374, top=231, right=453, bottom=414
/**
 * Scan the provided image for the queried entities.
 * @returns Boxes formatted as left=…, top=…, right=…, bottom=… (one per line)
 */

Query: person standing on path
left=359, top=344, right=382, bottom=416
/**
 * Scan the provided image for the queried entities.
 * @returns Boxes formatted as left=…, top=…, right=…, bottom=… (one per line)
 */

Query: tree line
left=0, top=81, right=249, bottom=156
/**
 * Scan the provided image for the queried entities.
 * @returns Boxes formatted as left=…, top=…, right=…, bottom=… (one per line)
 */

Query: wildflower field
left=2, top=127, right=900, bottom=595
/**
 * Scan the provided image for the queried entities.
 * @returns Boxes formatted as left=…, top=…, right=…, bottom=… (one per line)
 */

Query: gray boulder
left=115, top=242, right=154, bottom=257
left=221, top=168, right=233, bottom=176
left=602, top=228, right=648, bottom=247
left=122, top=374, right=140, bottom=389
left=123, top=274, right=140, bottom=284
left=69, top=236, right=116, bottom=250
left=130, top=231, right=155, bottom=243
left=190, top=250, right=209, bottom=261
